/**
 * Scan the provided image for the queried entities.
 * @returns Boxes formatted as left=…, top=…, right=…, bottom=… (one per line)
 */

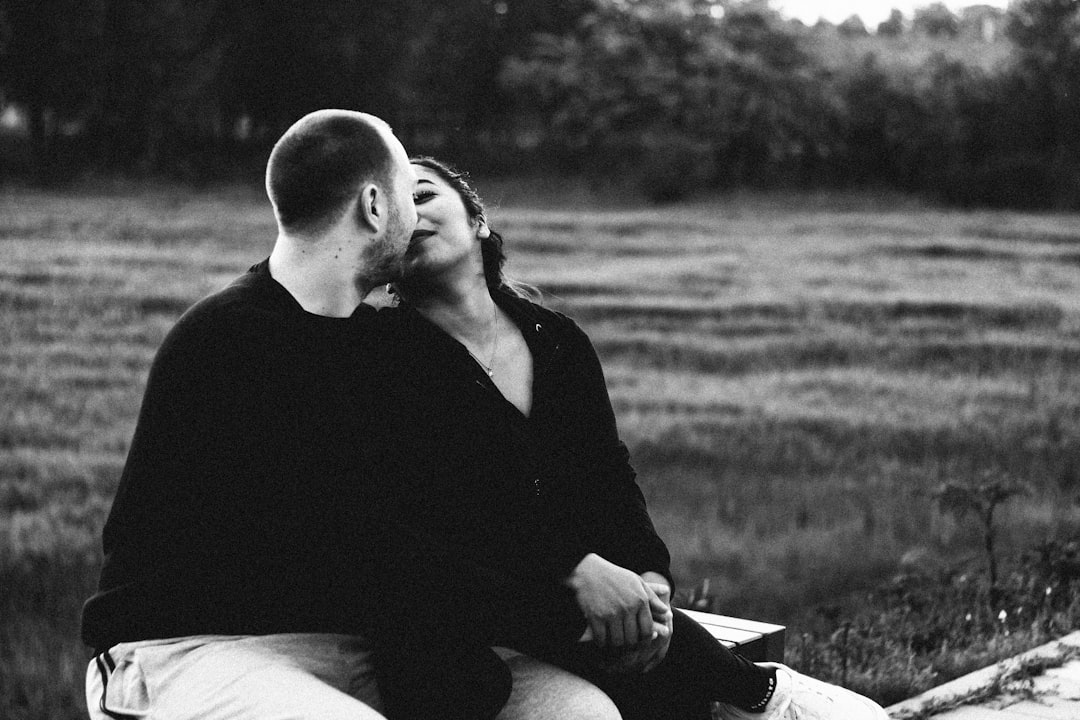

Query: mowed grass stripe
left=1, top=448, right=124, bottom=489
left=1, top=342, right=157, bottom=370
left=593, top=331, right=1080, bottom=377
left=621, top=410, right=1078, bottom=512
left=564, top=297, right=1065, bottom=330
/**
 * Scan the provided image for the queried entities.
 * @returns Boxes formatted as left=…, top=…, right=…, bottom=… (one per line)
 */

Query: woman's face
left=404, top=165, right=484, bottom=279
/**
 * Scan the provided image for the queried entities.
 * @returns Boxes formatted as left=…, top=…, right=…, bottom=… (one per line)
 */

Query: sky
left=770, top=0, right=1009, bottom=28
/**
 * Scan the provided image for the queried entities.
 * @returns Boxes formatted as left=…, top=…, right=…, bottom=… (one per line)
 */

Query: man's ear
left=355, top=183, right=381, bottom=233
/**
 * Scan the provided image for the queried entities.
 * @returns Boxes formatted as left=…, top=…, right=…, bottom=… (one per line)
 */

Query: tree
left=218, top=0, right=402, bottom=141
left=92, top=0, right=227, bottom=173
left=392, top=0, right=595, bottom=161
left=837, top=14, right=869, bottom=36
left=1004, top=0, right=1080, bottom=206
left=0, top=0, right=107, bottom=178
left=959, top=5, right=1004, bottom=41
left=500, top=3, right=833, bottom=199
left=876, top=9, right=904, bottom=36
left=0, top=0, right=599, bottom=179
left=913, top=2, right=959, bottom=37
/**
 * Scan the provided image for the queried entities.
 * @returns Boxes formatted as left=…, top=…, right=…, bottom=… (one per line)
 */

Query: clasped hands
left=567, top=553, right=674, bottom=674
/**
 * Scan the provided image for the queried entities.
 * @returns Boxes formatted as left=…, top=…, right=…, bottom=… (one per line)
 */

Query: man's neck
left=268, top=233, right=367, bottom=318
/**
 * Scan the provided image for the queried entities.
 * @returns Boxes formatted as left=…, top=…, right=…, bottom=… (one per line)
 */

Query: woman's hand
left=567, top=553, right=656, bottom=647
left=584, top=577, right=673, bottom=675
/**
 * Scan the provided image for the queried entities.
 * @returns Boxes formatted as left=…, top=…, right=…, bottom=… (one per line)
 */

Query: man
left=81, top=110, right=621, bottom=720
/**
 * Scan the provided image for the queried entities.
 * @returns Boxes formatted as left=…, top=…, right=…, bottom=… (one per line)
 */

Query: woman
left=371, top=157, right=888, bottom=720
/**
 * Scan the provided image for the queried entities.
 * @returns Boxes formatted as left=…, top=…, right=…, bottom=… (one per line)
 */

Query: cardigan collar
left=392, top=287, right=565, bottom=371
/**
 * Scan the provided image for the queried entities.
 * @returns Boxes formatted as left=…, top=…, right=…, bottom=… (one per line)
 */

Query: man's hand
left=567, top=553, right=656, bottom=647
left=639, top=577, right=673, bottom=672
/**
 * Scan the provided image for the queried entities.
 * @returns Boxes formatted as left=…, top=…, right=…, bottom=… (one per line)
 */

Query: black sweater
left=82, top=260, right=390, bottom=647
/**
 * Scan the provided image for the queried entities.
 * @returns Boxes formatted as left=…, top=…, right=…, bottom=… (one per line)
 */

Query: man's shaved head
left=266, top=110, right=395, bottom=235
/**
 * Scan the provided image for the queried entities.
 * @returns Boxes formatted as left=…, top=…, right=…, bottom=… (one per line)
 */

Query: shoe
left=717, top=663, right=889, bottom=720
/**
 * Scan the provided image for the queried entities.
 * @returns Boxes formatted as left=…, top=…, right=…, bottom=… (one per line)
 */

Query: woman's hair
left=408, top=156, right=536, bottom=299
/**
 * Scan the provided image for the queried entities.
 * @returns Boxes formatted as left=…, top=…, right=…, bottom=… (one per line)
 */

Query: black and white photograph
left=2, top=2, right=1079, bottom=719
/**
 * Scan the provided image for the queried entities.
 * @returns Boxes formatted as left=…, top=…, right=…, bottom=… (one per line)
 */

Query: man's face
left=360, top=129, right=418, bottom=285
left=385, top=132, right=419, bottom=246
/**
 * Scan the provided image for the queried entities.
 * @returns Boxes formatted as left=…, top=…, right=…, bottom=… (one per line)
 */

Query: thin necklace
left=467, top=303, right=499, bottom=377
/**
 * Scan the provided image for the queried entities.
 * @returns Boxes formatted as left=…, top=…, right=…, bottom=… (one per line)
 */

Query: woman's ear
left=476, top=218, right=491, bottom=240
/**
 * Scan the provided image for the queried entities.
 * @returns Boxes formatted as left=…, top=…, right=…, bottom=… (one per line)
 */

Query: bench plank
left=682, top=609, right=786, bottom=663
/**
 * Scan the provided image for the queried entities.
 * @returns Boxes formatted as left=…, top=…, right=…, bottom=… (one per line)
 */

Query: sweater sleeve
left=98, top=303, right=247, bottom=577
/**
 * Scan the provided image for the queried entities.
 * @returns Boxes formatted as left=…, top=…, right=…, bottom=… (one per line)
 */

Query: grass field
left=3, top=185, right=1080, bottom=718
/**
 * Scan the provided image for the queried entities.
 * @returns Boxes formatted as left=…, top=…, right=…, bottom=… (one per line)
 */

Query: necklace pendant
left=486, top=368, right=494, bottom=377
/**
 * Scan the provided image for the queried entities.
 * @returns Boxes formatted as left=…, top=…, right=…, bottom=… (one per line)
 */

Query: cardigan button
left=533, top=478, right=542, bottom=496
left=535, top=323, right=542, bottom=332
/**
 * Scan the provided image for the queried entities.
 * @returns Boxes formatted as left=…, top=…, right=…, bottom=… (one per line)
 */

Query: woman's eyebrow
left=416, top=179, right=436, bottom=186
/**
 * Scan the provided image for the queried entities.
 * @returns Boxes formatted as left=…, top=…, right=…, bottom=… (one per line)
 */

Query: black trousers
left=550, top=608, right=771, bottom=720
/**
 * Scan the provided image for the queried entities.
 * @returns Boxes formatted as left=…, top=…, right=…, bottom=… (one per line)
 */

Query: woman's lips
left=406, top=230, right=434, bottom=256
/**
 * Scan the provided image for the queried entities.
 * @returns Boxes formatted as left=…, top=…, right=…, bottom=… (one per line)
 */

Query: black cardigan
left=371, top=289, right=673, bottom=596
left=366, top=289, right=674, bottom=719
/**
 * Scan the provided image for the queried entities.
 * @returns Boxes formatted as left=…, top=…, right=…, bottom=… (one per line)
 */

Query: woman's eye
left=413, top=191, right=436, bottom=203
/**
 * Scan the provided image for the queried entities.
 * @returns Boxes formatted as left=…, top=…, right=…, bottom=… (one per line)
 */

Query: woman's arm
left=561, top=322, right=673, bottom=585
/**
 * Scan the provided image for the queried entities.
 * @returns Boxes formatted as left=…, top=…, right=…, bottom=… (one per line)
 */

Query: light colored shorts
left=493, top=647, right=621, bottom=720
left=85, top=633, right=384, bottom=720
left=85, top=634, right=621, bottom=720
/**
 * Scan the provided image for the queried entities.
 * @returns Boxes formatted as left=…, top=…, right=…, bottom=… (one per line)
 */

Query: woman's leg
left=602, top=610, right=889, bottom=720
left=657, top=609, right=778, bottom=709
left=586, top=609, right=775, bottom=720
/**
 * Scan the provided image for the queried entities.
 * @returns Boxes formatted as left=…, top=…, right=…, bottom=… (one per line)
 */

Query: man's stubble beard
left=356, top=201, right=410, bottom=295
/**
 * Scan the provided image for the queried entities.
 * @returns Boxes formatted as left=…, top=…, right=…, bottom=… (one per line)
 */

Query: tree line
left=2, top=0, right=1078, bottom=208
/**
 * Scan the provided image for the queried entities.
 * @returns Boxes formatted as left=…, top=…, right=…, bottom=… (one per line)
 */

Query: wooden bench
left=682, top=609, right=786, bottom=663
